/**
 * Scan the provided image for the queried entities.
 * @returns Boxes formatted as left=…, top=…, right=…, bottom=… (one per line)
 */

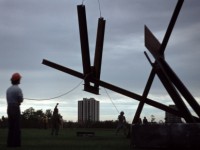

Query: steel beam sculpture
left=142, top=0, right=200, bottom=123
left=42, top=1, right=200, bottom=123
left=77, top=5, right=105, bottom=94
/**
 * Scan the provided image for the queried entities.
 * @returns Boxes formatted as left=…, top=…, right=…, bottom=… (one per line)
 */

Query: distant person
left=43, top=116, right=48, bottom=129
left=138, top=117, right=142, bottom=124
left=143, top=117, right=148, bottom=124
left=116, top=111, right=127, bottom=136
left=51, top=103, right=61, bottom=135
left=60, top=116, right=64, bottom=129
left=6, top=73, right=23, bottom=147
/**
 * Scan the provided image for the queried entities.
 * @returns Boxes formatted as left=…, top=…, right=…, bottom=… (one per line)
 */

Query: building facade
left=78, top=98, right=99, bottom=123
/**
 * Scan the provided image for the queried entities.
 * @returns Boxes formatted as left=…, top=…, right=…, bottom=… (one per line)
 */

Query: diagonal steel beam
left=42, top=59, right=200, bottom=122
left=132, top=68, right=155, bottom=124
left=143, top=0, right=200, bottom=122
left=145, top=11, right=200, bottom=119
left=134, top=0, right=184, bottom=122
left=157, top=57, right=200, bottom=118
left=145, top=26, right=195, bottom=122
left=160, top=0, right=184, bottom=56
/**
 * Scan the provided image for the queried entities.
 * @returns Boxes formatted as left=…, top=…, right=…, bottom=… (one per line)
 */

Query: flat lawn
left=0, top=128, right=130, bottom=150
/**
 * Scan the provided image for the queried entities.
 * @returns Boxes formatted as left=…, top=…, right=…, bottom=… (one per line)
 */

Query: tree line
left=0, top=107, right=120, bottom=128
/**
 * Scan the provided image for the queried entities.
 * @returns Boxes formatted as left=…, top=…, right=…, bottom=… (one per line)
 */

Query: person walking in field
left=116, top=111, right=127, bottom=136
left=51, top=103, right=61, bottom=135
left=6, top=73, right=23, bottom=147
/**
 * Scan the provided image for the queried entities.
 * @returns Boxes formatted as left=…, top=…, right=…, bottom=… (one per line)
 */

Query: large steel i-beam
left=93, top=17, right=106, bottom=91
left=144, top=1, right=200, bottom=121
left=77, top=5, right=92, bottom=91
left=42, top=59, right=200, bottom=122
left=77, top=5, right=105, bottom=95
left=133, top=0, right=191, bottom=123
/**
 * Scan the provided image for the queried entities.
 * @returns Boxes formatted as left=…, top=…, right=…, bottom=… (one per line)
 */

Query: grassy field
left=0, top=128, right=130, bottom=150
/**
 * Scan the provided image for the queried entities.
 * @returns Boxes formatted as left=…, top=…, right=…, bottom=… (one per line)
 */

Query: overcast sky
left=1, top=0, right=200, bottom=123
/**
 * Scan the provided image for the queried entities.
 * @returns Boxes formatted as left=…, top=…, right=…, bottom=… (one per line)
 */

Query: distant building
left=78, top=98, right=99, bottom=123
left=165, top=105, right=182, bottom=123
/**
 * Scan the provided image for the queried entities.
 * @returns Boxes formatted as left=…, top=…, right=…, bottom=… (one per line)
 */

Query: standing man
left=51, top=103, right=61, bottom=135
left=116, top=111, right=127, bottom=136
left=6, top=73, right=23, bottom=147
left=143, top=116, right=148, bottom=124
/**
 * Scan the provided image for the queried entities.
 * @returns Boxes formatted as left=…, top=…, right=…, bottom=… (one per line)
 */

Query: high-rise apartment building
left=78, top=98, right=99, bottom=123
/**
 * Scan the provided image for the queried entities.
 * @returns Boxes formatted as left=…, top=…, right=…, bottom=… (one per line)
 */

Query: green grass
left=0, top=128, right=130, bottom=150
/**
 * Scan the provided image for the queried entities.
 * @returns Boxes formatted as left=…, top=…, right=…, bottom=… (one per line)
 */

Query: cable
left=82, top=0, right=86, bottom=5
left=24, top=80, right=84, bottom=101
left=97, top=0, right=102, bottom=17
left=81, top=0, right=102, bottom=17
left=104, top=88, right=120, bottom=114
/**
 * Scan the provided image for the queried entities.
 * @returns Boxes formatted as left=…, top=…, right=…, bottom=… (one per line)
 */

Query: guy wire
left=82, top=0, right=86, bottom=5
left=98, top=0, right=102, bottom=17
left=25, top=80, right=84, bottom=101
left=104, top=88, right=120, bottom=114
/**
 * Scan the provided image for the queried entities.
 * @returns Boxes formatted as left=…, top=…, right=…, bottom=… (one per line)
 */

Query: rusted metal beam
left=132, top=69, right=155, bottom=124
left=43, top=59, right=84, bottom=79
left=77, top=5, right=91, bottom=89
left=145, top=24, right=200, bottom=120
left=145, top=26, right=196, bottom=122
left=145, top=25, right=160, bottom=57
left=158, top=58, right=200, bottom=118
left=160, top=0, right=184, bottom=55
left=42, top=59, right=200, bottom=122
left=132, top=51, right=156, bottom=124
left=146, top=53, right=196, bottom=123
left=136, top=0, right=185, bottom=123
left=93, top=17, right=106, bottom=92
left=154, top=63, right=195, bottom=123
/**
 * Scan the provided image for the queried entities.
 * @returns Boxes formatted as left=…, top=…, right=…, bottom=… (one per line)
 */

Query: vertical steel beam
left=77, top=5, right=91, bottom=87
left=93, top=17, right=106, bottom=91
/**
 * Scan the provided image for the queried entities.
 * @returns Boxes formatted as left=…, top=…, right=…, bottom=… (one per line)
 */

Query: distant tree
left=35, top=109, right=44, bottom=119
left=22, top=107, right=35, bottom=120
left=45, top=109, right=52, bottom=119
left=151, top=115, right=156, bottom=123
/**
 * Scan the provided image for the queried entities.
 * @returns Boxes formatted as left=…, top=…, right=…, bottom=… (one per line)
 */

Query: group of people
left=115, top=111, right=149, bottom=136
left=136, top=116, right=148, bottom=124
left=6, top=73, right=62, bottom=147
left=6, top=72, right=149, bottom=147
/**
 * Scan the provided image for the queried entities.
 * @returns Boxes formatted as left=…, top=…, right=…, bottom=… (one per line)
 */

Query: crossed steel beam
left=42, top=2, right=200, bottom=123
left=133, top=0, right=200, bottom=123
